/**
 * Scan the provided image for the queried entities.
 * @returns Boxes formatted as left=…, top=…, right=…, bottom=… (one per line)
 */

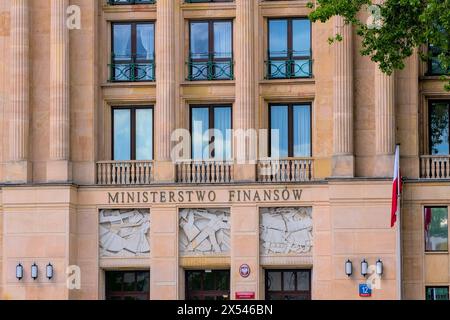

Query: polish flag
left=391, top=145, right=402, bottom=227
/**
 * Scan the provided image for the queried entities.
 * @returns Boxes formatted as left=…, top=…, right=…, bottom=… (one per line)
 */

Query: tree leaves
left=308, top=0, right=450, bottom=90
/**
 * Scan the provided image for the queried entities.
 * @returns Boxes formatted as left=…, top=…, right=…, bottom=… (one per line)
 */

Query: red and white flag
left=391, top=145, right=402, bottom=227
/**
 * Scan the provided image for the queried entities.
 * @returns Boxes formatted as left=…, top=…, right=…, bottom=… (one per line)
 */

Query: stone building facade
left=0, top=0, right=448, bottom=300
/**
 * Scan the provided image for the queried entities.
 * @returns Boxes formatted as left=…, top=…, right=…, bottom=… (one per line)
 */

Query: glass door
left=105, top=270, right=150, bottom=300
left=265, top=270, right=311, bottom=300
left=186, top=270, right=230, bottom=300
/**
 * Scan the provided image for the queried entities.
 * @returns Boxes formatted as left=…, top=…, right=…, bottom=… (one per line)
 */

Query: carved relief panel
left=260, top=207, right=313, bottom=255
left=179, top=208, right=231, bottom=256
left=99, top=209, right=150, bottom=257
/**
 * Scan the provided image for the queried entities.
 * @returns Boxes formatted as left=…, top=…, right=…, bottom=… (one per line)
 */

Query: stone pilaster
left=150, top=206, right=179, bottom=300
left=154, top=0, right=176, bottom=183
left=374, top=68, right=396, bottom=177
left=332, top=16, right=354, bottom=177
left=231, top=205, right=260, bottom=300
left=234, top=0, right=256, bottom=182
left=7, top=0, right=31, bottom=183
left=47, top=0, right=72, bottom=182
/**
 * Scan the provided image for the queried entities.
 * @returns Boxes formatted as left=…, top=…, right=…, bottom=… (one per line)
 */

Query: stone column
left=374, top=68, right=396, bottom=177
left=234, top=0, right=257, bottom=182
left=332, top=16, right=354, bottom=177
left=7, top=0, right=31, bottom=183
left=154, top=0, right=176, bottom=183
left=47, top=0, right=72, bottom=182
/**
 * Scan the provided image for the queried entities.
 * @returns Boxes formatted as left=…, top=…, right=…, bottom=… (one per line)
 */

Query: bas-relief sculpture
left=179, top=208, right=231, bottom=256
left=99, top=209, right=150, bottom=257
left=260, top=207, right=313, bottom=255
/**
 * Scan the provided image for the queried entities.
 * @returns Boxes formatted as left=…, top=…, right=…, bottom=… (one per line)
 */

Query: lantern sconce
left=361, top=259, right=369, bottom=277
left=345, top=259, right=353, bottom=277
left=31, top=263, right=38, bottom=280
left=376, top=259, right=383, bottom=277
left=16, top=263, right=24, bottom=281
left=46, top=263, right=54, bottom=280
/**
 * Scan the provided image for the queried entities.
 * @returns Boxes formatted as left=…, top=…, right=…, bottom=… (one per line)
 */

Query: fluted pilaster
left=234, top=0, right=256, bottom=181
left=332, top=16, right=354, bottom=177
left=373, top=67, right=396, bottom=177
left=375, top=69, right=395, bottom=155
left=50, top=0, right=70, bottom=161
left=154, top=0, right=176, bottom=182
left=9, top=0, right=29, bottom=162
left=155, top=0, right=175, bottom=162
left=235, top=0, right=255, bottom=132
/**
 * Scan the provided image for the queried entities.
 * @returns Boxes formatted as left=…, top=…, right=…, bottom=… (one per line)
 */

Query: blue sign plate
left=359, top=284, right=372, bottom=297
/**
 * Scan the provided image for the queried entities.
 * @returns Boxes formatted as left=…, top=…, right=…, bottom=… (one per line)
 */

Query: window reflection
left=136, top=109, right=153, bottom=160
left=270, top=104, right=311, bottom=158
left=113, top=109, right=131, bottom=161
left=113, top=107, right=153, bottom=161
left=426, top=287, right=449, bottom=300
left=430, top=101, right=450, bottom=155
left=113, top=24, right=132, bottom=61
left=189, top=20, right=233, bottom=80
left=425, top=207, right=448, bottom=252
left=267, top=18, right=312, bottom=79
left=270, top=105, right=289, bottom=158
left=191, top=106, right=232, bottom=160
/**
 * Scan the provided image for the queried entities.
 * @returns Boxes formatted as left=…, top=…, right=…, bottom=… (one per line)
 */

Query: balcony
left=257, top=158, right=314, bottom=182
left=107, top=0, right=156, bottom=4
left=187, top=56, right=234, bottom=81
left=109, top=54, right=155, bottom=82
left=265, top=57, right=313, bottom=79
left=176, top=160, right=234, bottom=183
left=420, top=155, right=450, bottom=179
left=97, top=161, right=154, bottom=185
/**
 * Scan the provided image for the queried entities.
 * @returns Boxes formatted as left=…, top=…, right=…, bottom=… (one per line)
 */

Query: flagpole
left=396, top=144, right=402, bottom=300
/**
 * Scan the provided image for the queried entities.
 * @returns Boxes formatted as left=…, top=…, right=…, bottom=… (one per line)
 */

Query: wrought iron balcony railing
left=107, top=0, right=155, bottom=5
left=109, top=54, right=155, bottom=82
left=258, top=158, right=314, bottom=182
left=265, top=51, right=313, bottom=79
left=420, top=155, right=450, bottom=179
left=97, top=161, right=154, bottom=185
left=176, top=160, right=234, bottom=183
left=187, top=55, right=234, bottom=81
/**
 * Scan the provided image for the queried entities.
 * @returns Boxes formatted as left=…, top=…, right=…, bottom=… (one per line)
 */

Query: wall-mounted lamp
left=31, top=263, right=38, bottom=280
left=345, top=259, right=353, bottom=277
left=16, top=263, right=24, bottom=280
left=46, top=263, right=54, bottom=280
left=361, top=259, right=369, bottom=277
left=376, top=259, right=383, bottom=276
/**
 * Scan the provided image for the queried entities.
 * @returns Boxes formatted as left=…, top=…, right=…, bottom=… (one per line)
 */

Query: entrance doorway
left=105, top=270, right=150, bottom=300
left=186, top=270, right=230, bottom=300
left=265, top=269, right=311, bottom=300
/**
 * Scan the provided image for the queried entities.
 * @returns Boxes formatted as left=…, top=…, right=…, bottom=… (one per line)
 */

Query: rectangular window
left=269, top=104, right=312, bottom=158
left=267, top=18, right=312, bottom=79
left=105, top=271, right=150, bottom=300
left=111, top=22, right=155, bottom=82
left=429, top=101, right=450, bottom=155
left=424, top=207, right=448, bottom=252
left=426, top=287, right=449, bottom=300
left=428, top=43, right=450, bottom=76
left=189, top=20, right=233, bottom=81
left=112, top=107, right=153, bottom=161
left=266, top=270, right=311, bottom=300
left=190, top=105, right=232, bottom=160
